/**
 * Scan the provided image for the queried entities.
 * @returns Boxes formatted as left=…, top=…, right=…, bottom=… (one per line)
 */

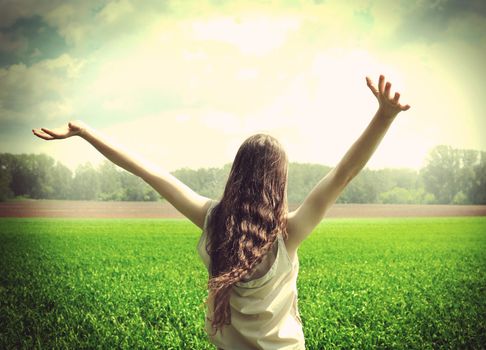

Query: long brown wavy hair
left=204, top=133, right=289, bottom=335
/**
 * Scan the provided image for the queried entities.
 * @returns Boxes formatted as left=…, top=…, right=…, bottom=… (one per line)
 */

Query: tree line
left=0, top=145, right=485, bottom=204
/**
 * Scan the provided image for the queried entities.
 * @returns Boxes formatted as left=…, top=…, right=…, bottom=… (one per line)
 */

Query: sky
left=0, top=0, right=485, bottom=172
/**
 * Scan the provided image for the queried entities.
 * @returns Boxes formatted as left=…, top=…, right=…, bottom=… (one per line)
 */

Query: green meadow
left=1, top=217, right=485, bottom=349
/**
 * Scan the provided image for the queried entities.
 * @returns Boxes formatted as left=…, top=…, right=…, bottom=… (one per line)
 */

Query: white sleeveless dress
left=197, top=201, right=305, bottom=350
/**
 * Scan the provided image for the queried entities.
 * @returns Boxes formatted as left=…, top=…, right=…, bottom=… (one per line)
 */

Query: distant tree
left=379, top=187, right=435, bottom=204
left=71, top=163, right=100, bottom=200
left=421, top=146, right=461, bottom=204
left=339, top=169, right=380, bottom=203
left=8, top=154, right=35, bottom=198
left=456, top=149, right=480, bottom=204
left=1, top=146, right=484, bottom=203
left=33, top=154, right=57, bottom=198
left=0, top=160, right=13, bottom=201
left=469, top=151, right=486, bottom=204
left=375, top=168, right=419, bottom=190
left=119, top=171, right=159, bottom=201
left=197, top=166, right=230, bottom=199
left=379, top=187, right=413, bottom=204
left=287, top=163, right=331, bottom=204
left=172, top=164, right=230, bottom=200
left=97, top=161, right=123, bottom=201
left=421, top=145, right=483, bottom=204
left=4, top=153, right=56, bottom=199
left=172, top=168, right=200, bottom=193
left=50, top=162, right=73, bottom=199
left=452, top=191, right=468, bottom=205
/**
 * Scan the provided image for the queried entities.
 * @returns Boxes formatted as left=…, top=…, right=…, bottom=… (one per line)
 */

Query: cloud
left=0, top=54, right=85, bottom=125
left=390, top=0, right=486, bottom=44
left=0, top=15, right=67, bottom=66
left=191, top=15, right=300, bottom=56
left=41, top=1, right=172, bottom=50
left=97, top=0, right=134, bottom=24
left=0, top=0, right=63, bottom=28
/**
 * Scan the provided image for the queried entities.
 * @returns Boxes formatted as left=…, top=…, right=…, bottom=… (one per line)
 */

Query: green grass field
left=1, top=217, right=485, bottom=349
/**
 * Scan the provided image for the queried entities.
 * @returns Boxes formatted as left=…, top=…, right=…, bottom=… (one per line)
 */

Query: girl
left=33, top=75, right=410, bottom=349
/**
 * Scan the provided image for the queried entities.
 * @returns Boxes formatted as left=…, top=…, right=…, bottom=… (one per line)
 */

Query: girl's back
left=197, top=201, right=305, bottom=350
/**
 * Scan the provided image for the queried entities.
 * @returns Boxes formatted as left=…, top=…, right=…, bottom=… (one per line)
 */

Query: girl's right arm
left=286, top=75, right=410, bottom=251
left=33, top=121, right=212, bottom=228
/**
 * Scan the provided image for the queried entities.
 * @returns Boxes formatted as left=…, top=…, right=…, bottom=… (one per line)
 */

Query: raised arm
left=286, top=75, right=410, bottom=250
left=32, top=121, right=212, bottom=228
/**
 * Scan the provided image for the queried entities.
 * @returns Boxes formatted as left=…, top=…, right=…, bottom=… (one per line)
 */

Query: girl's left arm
left=33, top=121, right=212, bottom=228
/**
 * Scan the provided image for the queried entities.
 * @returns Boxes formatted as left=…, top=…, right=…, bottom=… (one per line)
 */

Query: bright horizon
left=1, top=1, right=485, bottom=172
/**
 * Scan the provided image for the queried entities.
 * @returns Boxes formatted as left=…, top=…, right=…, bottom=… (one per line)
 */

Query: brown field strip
left=1, top=200, right=485, bottom=218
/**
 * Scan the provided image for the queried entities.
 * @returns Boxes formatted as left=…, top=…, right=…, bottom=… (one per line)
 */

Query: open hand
left=32, top=120, right=87, bottom=140
left=366, top=75, right=410, bottom=118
